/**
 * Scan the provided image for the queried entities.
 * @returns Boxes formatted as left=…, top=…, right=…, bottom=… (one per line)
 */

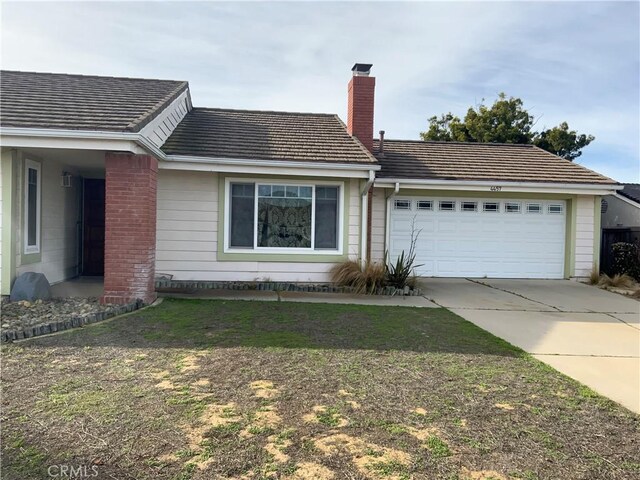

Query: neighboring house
left=600, top=184, right=640, bottom=275
left=0, top=64, right=619, bottom=304
left=601, top=184, right=640, bottom=229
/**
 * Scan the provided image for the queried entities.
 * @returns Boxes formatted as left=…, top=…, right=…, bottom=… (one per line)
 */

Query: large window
left=24, top=159, right=41, bottom=254
left=228, top=181, right=341, bottom=252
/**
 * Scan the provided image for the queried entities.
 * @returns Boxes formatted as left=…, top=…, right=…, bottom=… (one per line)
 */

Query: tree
left=420, top=93, right=594, bottom=160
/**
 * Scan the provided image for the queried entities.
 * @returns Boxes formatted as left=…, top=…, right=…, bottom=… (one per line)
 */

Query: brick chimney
left=347, top=63, right=375, bottom=152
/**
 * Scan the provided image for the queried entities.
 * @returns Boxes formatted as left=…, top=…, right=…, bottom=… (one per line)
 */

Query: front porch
left=1, top=147, right=158, bottom=304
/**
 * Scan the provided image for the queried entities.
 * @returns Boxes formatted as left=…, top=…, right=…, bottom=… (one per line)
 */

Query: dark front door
left=83, top=179, right=105, bottom=276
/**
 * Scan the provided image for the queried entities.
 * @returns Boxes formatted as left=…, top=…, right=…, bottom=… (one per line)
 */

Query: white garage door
left=389, top=197, right=566, bottom=279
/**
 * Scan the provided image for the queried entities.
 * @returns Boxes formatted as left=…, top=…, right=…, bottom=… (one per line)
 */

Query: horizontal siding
left=574, top=195, right=595, bottom=277
left=156, top=171, right=359, bottom=282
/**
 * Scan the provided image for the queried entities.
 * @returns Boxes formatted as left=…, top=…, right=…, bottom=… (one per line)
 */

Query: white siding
left=156, top=170, right=361, bottom=282
left=15, top=155, right=81, bottom=284
left=348, top=178, right=361, bottom=260
left=370, top=188, right=386, bottom=263
left=574, top=195, right=596, bottom=277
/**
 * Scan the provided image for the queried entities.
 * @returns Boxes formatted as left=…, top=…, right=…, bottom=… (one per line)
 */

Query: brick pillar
left=101, top=153, right=158, bottom=305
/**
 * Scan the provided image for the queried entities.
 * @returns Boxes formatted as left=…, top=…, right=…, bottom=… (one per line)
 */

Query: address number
left=490, top=186, right=502, bottom=191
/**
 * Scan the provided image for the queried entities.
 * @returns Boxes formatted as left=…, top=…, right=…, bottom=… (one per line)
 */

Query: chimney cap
left=352, top=63, right=373, bottom=76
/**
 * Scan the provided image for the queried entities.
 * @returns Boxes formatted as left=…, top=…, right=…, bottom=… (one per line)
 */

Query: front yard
left=1, top=299, right=638, bottom=479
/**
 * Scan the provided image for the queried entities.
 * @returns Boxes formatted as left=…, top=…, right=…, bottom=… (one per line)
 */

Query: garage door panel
left=390, top=197, right=566, bottom=279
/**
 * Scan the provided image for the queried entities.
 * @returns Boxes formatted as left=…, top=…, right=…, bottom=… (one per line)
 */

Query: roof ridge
left=1, top=69, right=187, bottom=84
left=192, top=106, right=337, bottom=117
left=374, top=138, right=537, bottom=148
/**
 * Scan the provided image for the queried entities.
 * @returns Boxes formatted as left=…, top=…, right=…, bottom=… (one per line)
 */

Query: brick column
left=101, top=153, right=158, bottom=305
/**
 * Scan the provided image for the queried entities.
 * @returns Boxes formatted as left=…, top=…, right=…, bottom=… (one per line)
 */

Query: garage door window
left=417, top=200, right=433, bottom=211
left=526, top=203, right=542, bottom=214
left=439, top=201, right=455, bottom=211
left=461, top=201, right=478, bottom=212
left=548, top=204, right=564, bottom=214
left=505, top=202, right=521, bottom=213
left=394, top=199, right=411, bottom=210
left=483, top=202, right=499, bottom=212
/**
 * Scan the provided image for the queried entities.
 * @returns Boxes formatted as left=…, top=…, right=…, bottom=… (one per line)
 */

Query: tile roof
left=0, top=70, right=188, bottom=132
left=374, top=139, right=616, bottom=185
left=619, top=184, right=640, bottom=204
left=161, top=108, right=377, bottom=164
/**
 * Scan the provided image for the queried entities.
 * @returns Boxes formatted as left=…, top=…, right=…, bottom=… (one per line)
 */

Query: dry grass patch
left=460, top=467, right=510, bottom=479
left=597, top=273, right=637, bottom=289
left=250, top=380, right=278, bottom=399
left=284, top=461, right=334, bottom=479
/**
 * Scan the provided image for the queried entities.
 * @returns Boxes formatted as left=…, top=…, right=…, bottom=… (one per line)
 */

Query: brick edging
left=155, top=280, right=423, bottom=297
left=1, top=300, right=144, bottom=343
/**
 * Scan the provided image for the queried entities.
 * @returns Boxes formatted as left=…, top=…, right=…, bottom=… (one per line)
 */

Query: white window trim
left=461, top=201, right=478, bottom=212
left=548, top=204, right=564, bottom=214
left=394, top=199, right=411, bottom=210
left=416, top=200, right=433, bottom=211
left=526, top=202, right=542, bottom=214
left=483, top=202, right=500, bottom=213
left=23, top=159, right=42, bottom=254
left=505, top=202, right=522, bottom=213
left=223, top=177, right=344, bottom=255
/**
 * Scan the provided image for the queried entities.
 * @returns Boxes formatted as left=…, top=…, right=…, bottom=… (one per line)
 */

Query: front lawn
left=1, top=299, right=638, bottom=479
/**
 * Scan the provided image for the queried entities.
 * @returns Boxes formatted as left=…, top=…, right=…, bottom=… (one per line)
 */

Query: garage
left=388, top=196, right=566, bottom=278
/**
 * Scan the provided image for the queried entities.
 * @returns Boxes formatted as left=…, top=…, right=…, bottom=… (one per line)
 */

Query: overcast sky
left=2, top=1, right=638, bottom=182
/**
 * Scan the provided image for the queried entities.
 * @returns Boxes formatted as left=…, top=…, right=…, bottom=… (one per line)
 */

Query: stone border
left=155, top=280, right=423, bottom=297
left=1, top=299, right=144, bottom=343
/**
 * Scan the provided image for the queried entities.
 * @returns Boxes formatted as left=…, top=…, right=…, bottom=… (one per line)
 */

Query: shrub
left=611, top=242, right=640, bottom=281
left=597, top=273, right=636, bottom=289
left=385, top=217, right=423, bottom=289
left=587, top=268, right=600, bottom=285
left=330, top=260, right=386, bottom=294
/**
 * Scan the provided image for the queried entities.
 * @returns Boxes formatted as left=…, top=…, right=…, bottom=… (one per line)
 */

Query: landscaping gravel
left=1, top=297, right=142, bottom=342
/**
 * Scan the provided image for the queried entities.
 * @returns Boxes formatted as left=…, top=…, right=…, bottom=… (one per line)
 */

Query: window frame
left=439, top=200, right=456, bottom=212
left=526, top=203, right=542, bottom=214
left=548, top=204, right=564, bottom=215
left=23, top=159, right=42, bottom=254
left=461, top=201, right=478, bottom=212
left=224, top=177, right=344, bottom=255
left=505, top=202, right=522, bottom=214
left=416, top=200, right=433, bottom=211
left=482, top=202, right=500, bottom=213
left=394, top=199, right=411, bottom=210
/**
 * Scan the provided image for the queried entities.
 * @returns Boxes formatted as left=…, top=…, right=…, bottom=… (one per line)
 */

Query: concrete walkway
left=159, top=288, right=439, bottom=308
left=421, top=278, right=640, bottom=413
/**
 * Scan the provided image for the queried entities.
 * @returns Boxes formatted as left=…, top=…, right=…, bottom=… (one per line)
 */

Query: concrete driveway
left=420, top=278, right=640, bottom=413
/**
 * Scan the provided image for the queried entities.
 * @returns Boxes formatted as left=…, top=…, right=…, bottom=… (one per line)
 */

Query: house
left=0, top=64, right=619, bottom=304
left=601, top=184, right=640, bottom=229
left=600, top=184, right=640, bottom=274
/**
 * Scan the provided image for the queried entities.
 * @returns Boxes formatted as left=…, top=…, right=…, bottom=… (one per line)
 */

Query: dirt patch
left=187, top=402, right=240, bottom=449
left=338, top=389, right=353, bottom=396
left=179, top=354, right=202, bottom=372
left=413, top=407, right=427, bottom=415
left=315, top=433, right=411, bottom=478
left=250, top=380, right=278, bottom=398
left=406, top=426, right=441, bottom=442
left=264, top=434, right=292, bottom=463
left=192, top=378, right=211, bottom=387
left=285, top=462, right=335, bottom=479
left=303, top=405, right=348, bottom=427
left=494, top=403, right=515, bottom=411
left=460, top=467, right=510, bottom=479
left=346, top=400, right=361, bottom=409
left=154, top=380, right=177, bottom=390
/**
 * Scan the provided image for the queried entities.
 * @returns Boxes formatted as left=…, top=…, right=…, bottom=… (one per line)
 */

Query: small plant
left=587, top=268, right=600, bottom=285
left=385, top=217, right=423, bottom=289
left=597, top=273, right=636, bottom=289
left=330, top=260, right=386, bottom=294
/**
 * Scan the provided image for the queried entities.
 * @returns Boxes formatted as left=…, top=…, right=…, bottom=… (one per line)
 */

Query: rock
left=10, top=272, right=52, bottom=302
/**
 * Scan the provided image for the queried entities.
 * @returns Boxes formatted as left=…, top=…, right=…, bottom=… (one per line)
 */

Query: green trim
left=216, top=173, right=350, bottom=263
left=593, top=196, right=602, bottom=272
left=1, top=150, right=16, bottom=295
